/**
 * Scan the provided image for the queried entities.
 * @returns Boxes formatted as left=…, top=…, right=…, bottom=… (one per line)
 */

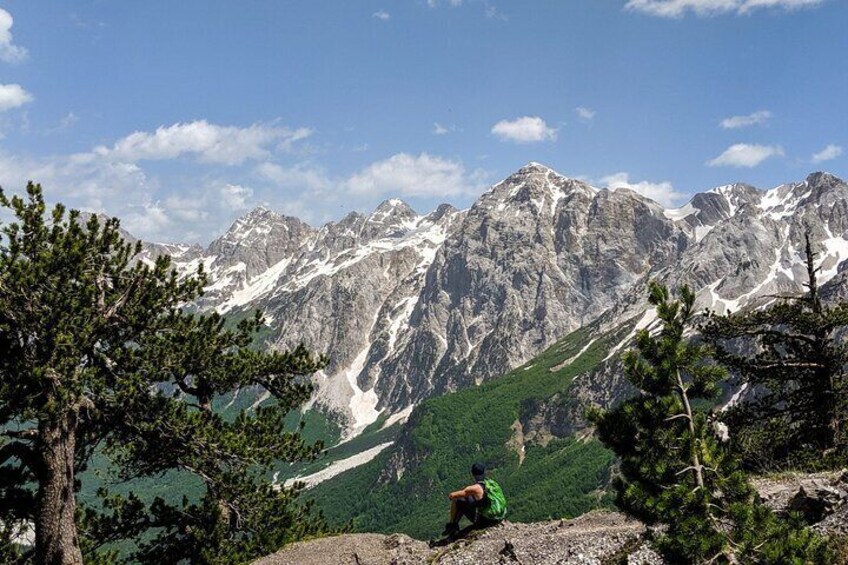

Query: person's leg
left=473, top=517, right=500, bottom=530
left=443, top=499, right=462, bottom=537
left=455, top=496, right=478, bottom=524
left=449, top=499, right=459, bottom=524
left=444, top=496, right=480, bottom=537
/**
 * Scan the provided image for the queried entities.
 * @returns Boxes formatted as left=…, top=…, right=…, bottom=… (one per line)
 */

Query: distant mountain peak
left=367, top=199, right=419, bottom=236
left=806, top=171, right=844, bottom=187
left=423, top=203, right=458, bottom=223
left=372, top=198, right=416, bottom=217
left=381, top=198, right=407, bottom=208
left=518, top=161, right=556, bottom=173
left=240, top=205, right=278, bottom=220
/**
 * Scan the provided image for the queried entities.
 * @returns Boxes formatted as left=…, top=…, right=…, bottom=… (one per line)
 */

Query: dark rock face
left=755, top=471, right=848, bottom=533
left=785, top=473, right=848, bottom=524
left=137, top=166, right=848, bottom=435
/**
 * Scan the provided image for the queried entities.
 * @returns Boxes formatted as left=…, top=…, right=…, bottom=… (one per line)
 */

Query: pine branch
left=0, top=441, right=37, bottom=471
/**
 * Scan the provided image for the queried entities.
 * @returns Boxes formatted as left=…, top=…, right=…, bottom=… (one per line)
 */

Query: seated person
left=442, top=462, right=507, bottom=537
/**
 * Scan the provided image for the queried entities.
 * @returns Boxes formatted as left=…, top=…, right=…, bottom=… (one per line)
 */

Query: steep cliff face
left=370, top=163, right=690, bottom=411
left=137, top=166, right=848, bottom=437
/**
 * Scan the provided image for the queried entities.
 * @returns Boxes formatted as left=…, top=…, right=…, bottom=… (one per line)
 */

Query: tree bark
left=35, top=409, right=83, bottom=565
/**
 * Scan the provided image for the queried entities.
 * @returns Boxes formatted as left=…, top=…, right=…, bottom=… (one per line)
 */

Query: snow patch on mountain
left=217, top=257, right=291, bottom=312
left=281, top=441, right=394, bottom=489
left=663, top=202, right=697, bottom=222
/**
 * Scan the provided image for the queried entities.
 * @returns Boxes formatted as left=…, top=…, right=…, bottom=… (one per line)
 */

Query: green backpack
left=479, top=478, right=507, bottom=521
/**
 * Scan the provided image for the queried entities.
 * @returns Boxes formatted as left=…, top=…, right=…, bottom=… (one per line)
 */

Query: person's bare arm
left=448, top=483, right=484, bottom=500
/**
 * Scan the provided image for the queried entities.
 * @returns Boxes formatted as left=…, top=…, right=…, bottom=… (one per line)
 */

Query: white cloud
left=256, top=162, right=333, bottom=192
left=600, top=172, right=685, bottom=207
left=736, top=0, right=824, bottom=13
left=0, top=152, right=272, bottom=242
left=433, top=122, right=462, bottom=135
left=575, top=107, right=596, bottom=121
left=0, top=9, right=27, bottom=63
left=0, top=83, right=33, bottom=112
left=0, top=116, right=489, bottom=243
left=0, top=150, right=154, bottom=224
left=707, top=143, right=784, bottom=167
left=811, top=144, right=843, bottom=164
left=346, top=153, right=486, bottom=197
left=491, top=116, right=557, bottom=144
left=372, top=10, right=391, bottom=20
left=625, top=0, right=824, bottom=17
left=0, top=143, right=265, bottom=244
left=219, top=184, right=254, bottom=210
left=89, top=120, right=312, bottom=166
left=122, top=202, right=172, bottom=237
left=720, top=110, right=772, bottom=129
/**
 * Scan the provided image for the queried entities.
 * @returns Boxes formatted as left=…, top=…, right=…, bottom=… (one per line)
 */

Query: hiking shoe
left=441, top=522, right=459, bottom=537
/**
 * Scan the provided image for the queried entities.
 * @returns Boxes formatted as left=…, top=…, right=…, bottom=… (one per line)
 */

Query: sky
left=0, top=0, right=845, bottom=243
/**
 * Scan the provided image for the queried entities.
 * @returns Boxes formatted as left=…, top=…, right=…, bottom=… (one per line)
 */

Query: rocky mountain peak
left=507, top=162, right=585, bottom=188
left=806, top=171, right=844, bottom=188
left=801, top=172, right=848, bottom=208
left=216, top=206, right=312, bottom=245
left=369, top=199, right=418, bottom=225
left=205, top=206, right=315, bottom=281
left=423, top=203, right=458, bottom=223
left=705, top=183, right=760, bottom=214
left=478, top=163, right=596, bottom=219
left=357, top=199, right=420, bottom=241
left=244, top=204, right=273, bottom=217
left=517, top=161, right=557, bottom=175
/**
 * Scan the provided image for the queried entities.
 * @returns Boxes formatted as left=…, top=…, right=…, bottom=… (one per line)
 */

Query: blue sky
left=0, top=0, right=845, bottom=242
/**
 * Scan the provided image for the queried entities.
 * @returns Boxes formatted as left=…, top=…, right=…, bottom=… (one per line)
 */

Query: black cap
left=471, top=462, right=485, bottom=477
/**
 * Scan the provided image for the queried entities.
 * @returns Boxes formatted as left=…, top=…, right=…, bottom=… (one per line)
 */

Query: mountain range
left=137, top=163, right=848, bottom=441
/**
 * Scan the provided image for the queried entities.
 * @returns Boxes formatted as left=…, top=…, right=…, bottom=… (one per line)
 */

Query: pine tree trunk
left=676, top=370, right=704, bottom=489
left=35, top=410, right=83, bottom=565
left=198, top=391, right=235, bottom=532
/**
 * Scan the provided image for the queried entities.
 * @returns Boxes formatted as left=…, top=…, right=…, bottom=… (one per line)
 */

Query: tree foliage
left=590, top=282, right=827, bottom=564
left=702, top=233, right=848, bottom=471
left=0, top=183, right=329, bottom=564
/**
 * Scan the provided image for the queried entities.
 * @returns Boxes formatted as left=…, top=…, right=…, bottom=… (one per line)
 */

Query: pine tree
left=0, top=183, right=329, bottom=564
left=590, top=282, right=827, bottom=563
left=702, top=233, right=848, bottom=470
left=91, top=313, right=331, bottom=564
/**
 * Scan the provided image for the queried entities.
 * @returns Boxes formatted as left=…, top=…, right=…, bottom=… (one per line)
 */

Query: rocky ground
left=256, top=471, right=848, bottom=565
left=753, top=470, right=848, bottom=535
left=254, top=511, right=660, bottom=565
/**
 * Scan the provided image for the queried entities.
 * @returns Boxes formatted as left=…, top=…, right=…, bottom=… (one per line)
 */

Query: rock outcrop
left=256, top=473, right=848, bottom=564
left=253, top=511, right=661, bottom=565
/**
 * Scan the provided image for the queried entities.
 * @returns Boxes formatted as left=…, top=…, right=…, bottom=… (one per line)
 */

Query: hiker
left=442, top=462, right=507, bottom=538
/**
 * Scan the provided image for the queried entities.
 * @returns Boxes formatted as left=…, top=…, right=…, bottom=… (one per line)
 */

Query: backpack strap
left=477, top=480, right=488, bottom=502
